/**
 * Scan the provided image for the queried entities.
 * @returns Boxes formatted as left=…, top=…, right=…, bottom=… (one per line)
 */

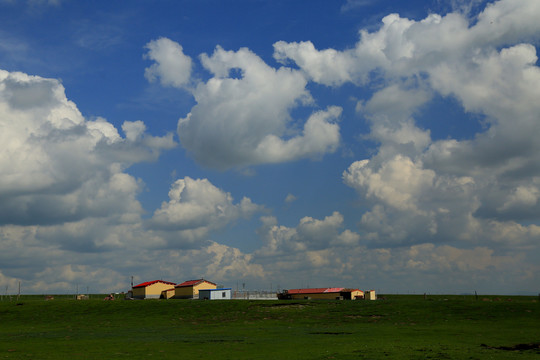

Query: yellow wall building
left=174, top=279, right=217, bottom=299
left=132, top=280, right=177, bottom=299
left=350, top=289, right=364, bottom=300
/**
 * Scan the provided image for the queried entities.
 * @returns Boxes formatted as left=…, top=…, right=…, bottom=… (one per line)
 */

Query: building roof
left=286, top=287, right=361, bottom=295
left=175, top=279, right=217, bottom=288
left=199, top=288, right=232, bottom=292
left=286, top=288, right=342, bottom=294
left=133, top=280, right=176, bottom=289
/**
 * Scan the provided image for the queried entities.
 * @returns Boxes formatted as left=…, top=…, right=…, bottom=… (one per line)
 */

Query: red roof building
left=286, top=287, right=345, bottom=295
left=175, top=279, right=217, bottom=299
left=279, top=287, right=364, bottom=300
left=175, top=279, right=217, bottom=288
left=132, top=280, right=176, bottom=299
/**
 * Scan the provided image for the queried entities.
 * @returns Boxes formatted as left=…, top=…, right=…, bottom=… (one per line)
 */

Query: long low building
left=278, top=288, right=364, bottom=300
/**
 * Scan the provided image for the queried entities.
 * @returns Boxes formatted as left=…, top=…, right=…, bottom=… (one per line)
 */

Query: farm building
left=174, top=279, right=217, bottom=299
left=365, top=290, right=377, bottom=300
left=278, top=288, right=364, bottom=300
left=199, top=288, right=232, bottom=300
left=132, top=280, right=177, bottom=299
left=160, top=287, right=176, bottom=299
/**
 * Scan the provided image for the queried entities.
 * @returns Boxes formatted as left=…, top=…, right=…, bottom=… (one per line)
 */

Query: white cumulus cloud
left=144, top=37, right=193, bottom=89
left=145, top=40, right=342, bottom=169
left=256, top=211, right=360, bottom=256
left=149, top=177, right=263, bottom=247
left=0, top=70, right=174, bottom=226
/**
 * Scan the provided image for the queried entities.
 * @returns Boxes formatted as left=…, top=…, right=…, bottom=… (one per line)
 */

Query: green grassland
left=0, top=295, right=538, bottom=359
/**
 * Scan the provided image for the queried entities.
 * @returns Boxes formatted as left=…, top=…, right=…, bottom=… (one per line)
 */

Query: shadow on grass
left=481, top=342, right=540, bottom=352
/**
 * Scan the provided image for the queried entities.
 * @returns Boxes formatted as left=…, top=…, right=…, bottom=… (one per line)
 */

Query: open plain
left=0, top=295, right=538, bottom=359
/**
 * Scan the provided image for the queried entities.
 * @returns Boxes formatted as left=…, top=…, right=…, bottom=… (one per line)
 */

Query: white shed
left=199, top=288, right=232, bottom=300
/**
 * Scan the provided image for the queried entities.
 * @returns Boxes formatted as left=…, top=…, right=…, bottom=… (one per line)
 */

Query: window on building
left=222, top=292, right=226, bottom=298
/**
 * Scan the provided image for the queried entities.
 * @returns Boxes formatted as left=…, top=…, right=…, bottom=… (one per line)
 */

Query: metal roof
left=133, top=280, right=176, bottom=288
left=199, top=288, right=232, bottom=291
left=286, top=287, right=362, bottom=294
left=175, top=279, right=217, bottom=288
left=286, top=288, right=328, bottom=294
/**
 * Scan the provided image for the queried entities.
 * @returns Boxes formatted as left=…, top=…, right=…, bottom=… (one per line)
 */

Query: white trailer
left=199, top=288, right=232, bottom=300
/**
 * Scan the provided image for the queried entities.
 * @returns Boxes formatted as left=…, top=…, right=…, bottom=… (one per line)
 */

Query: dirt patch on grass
left=250, top=302, right=310, bottom=310
left=481, top=342, right=540, bottom=352
left=181, top=339, right=245, bottom=343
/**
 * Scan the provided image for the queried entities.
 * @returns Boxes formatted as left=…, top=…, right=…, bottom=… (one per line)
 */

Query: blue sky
left=1, top=0, right=539, bottom=295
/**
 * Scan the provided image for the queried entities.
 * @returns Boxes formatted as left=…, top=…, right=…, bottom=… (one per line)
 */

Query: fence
left=232, top=290, right=278, bottom=300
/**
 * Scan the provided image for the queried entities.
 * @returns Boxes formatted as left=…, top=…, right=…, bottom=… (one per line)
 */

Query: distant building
left=365, top=290, right=377, bottom=300
left=279, top=288, right=364, bottom=300
left=174, top=279, right=217, bottom=299
left=132, top=280, right=176, bottom=299
left=199, top=288, right=232, bottom=300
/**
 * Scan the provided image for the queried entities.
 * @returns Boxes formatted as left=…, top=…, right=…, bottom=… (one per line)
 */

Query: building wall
left=133, top=282, right=175, bottom=299
left=145, top=283, right=176, bottom=298
left=174, top=281, right=217, bottom=299
left=365, top=290, right=376, bottom=300
left=199, top=289, right=231, bottom=300
left=290, top=292, right=342, bottom=300
left=175, top=286, right=194, bottom=298
left=213, top=289, right=231, bottom=300
left=161, top=289, right=175, bottom=299
left=193, top=281, right=216, bottom=295
left=174, top=282, right=215, bottom=299
left=132, top=287, right=146, bottom=299
left=351, top=290, right=364, bottom=299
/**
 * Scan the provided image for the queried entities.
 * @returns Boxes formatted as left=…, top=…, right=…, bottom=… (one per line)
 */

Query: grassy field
left=0, top=294, right=538, bottom=359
